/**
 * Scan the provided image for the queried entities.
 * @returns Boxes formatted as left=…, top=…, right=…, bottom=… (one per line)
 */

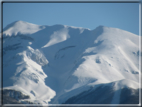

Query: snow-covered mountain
left=2, top=21, right=141, bottom=105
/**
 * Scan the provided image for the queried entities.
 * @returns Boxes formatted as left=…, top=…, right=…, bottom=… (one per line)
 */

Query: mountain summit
left=2, top=21, right=141, bottom=104
left=3, top=21, right=45, bottom=36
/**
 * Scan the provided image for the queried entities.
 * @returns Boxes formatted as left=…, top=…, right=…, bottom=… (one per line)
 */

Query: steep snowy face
left=53, top=26, right=140, bottom=103
left=71, top=26, right=140, bottom=86
left=2, top=21, right=141, bottom=104
left=3, top=44, right=55, bottom=104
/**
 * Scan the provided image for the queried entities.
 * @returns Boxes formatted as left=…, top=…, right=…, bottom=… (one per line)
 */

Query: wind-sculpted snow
left=54, top=46, right=76, bottom=59
left=42, top=27, right=70, bottom=48
left=2, top=21, right=141, bottom=104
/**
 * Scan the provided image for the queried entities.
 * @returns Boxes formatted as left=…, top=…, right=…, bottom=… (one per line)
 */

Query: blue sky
left=3, top=2, right=139, bottom=35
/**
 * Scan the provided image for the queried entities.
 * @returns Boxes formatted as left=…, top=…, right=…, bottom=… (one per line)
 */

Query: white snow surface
left=42, top=27, right=70, bottom=48
left=3, top=21, right=45, bottom=36
left=2, top=21, right=141, bottom=104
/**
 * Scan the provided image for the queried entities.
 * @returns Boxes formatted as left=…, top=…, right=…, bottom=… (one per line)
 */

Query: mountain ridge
left=2, top=21, right=141, bottom=104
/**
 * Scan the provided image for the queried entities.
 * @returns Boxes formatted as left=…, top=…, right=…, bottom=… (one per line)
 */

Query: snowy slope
left=2, top=21, right=141, bottom=104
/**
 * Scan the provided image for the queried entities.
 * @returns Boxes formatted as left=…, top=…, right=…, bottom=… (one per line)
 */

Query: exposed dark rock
left=2, top=89, right=30, bottom=104
left=63, top=84, right=140, bottom=104
left=119, top=88, right=139, bottom=104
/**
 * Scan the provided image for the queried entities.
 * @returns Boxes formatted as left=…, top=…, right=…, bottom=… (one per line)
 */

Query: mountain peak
left=3, top=21, right=43, bottom=36
left=4, top=20, right=31, bottom=30
left=13, top=20, right=27, bottom=24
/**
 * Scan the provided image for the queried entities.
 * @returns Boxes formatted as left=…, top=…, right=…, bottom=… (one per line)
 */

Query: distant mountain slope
left=63, top=80, right=139, bottom=104
left=2, top=21, right=141, bottom=104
